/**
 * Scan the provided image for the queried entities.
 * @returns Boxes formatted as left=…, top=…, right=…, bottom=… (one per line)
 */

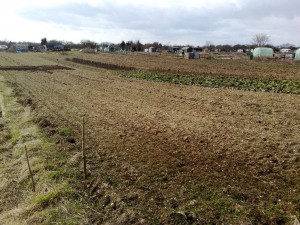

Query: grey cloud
left=20, top=0, right=300, bottom=45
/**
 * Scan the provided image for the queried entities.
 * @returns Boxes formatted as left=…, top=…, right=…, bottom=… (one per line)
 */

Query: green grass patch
left=180, top=181, right=250, bottom=224
left=9, top=130, right=21, bottom=144
left=58, top=127, right=73, bottom=137
left=115, top=70, right=300, bottom=94
left=30, top=200, right=86, bottom=225
left=34, top=183, right=75, bottom=206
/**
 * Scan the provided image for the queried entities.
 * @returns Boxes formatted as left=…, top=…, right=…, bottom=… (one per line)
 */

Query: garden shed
left=16, top=44, right=29, bottom=52
left=253, top=47, right=273, bottom=57
left=179, top=46, right=193, bottom=56
left=0, top=45, right=8, bottom=51
left=295, top=48, right=300, bottom=60
left=181, top=47, right=193, bottom=53
left=194, top=52, right=200, bottom=59
left=7, top=44, right=29, bottom=52
left=184, top=52, right=194, bottom=59
left=149, top=47, right=156, bottom=53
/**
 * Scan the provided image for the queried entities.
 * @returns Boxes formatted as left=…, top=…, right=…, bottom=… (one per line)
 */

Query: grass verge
left=0, top=76, right=87, bottom=224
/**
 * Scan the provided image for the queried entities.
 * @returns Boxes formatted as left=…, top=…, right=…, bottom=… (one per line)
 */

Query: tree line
left=0, top=33, right=298, bottom=52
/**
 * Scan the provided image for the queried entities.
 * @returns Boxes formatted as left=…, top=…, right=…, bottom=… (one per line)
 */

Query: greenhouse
left=253, top=47, right=274, bottom=57
left=295, top=48, right=300, bottom=60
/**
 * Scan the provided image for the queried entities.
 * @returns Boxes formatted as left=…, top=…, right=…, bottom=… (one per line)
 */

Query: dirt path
left=1, top=53, right=300, bottom=224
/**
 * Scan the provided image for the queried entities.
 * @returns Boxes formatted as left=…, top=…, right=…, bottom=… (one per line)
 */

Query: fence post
left=25, top=145, right=35, bottom=192
left=82, top=115, right=87, bottom=179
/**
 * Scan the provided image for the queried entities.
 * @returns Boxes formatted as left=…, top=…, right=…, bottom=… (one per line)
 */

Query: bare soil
left=1, top=52, right=299, bottom=224
left=0, top=65, right=73, bottom=72
left=69, top=52, right=300, bottom=80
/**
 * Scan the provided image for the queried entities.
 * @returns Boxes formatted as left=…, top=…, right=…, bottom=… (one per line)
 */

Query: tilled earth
left=1, top=52, right=299, bottom=224
left=75, top=52, right=300, bottom=80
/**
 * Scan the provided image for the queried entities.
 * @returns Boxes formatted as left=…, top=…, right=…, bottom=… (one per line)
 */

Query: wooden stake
left=25, top=145, right=35, bottom=192
left=82, top=116, right=87, bottom=179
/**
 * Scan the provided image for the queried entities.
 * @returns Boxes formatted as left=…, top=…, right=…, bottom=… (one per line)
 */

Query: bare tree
left=252, top=34, right=270, bottom=47
left=278, top=43, right=296, bottom=50
left=80, top=40, right=97, bottom=49
left=205, top=41, right=215, bottom=51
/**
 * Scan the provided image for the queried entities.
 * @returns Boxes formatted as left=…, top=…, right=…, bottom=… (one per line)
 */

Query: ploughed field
left=76, top=52, right=300, bottom=80
left=1, top=52, right=299, bottom=224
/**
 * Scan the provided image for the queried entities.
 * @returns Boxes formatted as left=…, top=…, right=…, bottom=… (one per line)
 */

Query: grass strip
left=0, top=78, right=87, bottom=224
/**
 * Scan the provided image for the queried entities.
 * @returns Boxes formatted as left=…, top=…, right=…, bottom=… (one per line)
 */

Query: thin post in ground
left=82, top=115, right=87, bottom=179
left=25, top=145, right=35, bottom=192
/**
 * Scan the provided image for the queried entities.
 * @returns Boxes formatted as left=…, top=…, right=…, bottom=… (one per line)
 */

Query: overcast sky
left=0, top=0, right=299, bottom=46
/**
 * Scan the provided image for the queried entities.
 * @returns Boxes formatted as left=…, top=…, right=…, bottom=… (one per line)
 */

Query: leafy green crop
left=115, top=70, right=300, bottom=94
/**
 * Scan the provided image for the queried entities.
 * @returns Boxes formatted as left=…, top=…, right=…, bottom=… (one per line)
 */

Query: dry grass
left=0, top=73, right=87, bottom=225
